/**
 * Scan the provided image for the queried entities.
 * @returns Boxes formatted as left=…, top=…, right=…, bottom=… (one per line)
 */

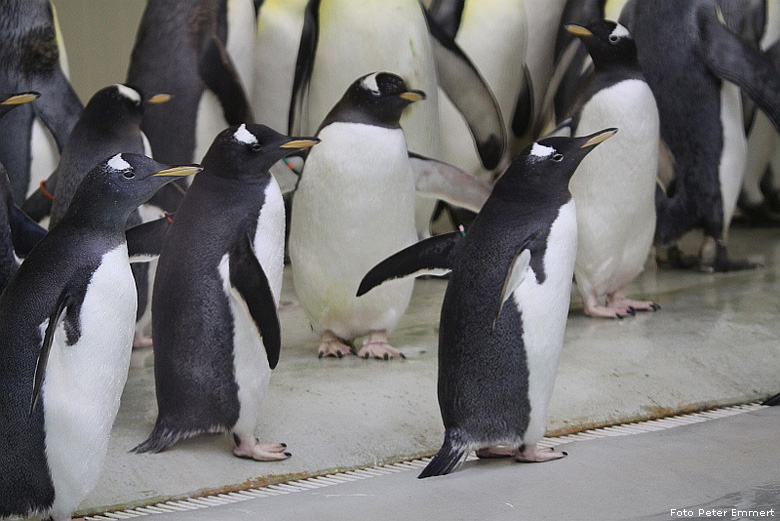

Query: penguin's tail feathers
left=131, top=426, right=182, bottom=454
left=418, top=432, right=469, bottom=479
left=763, top=392, right=780, bottom=406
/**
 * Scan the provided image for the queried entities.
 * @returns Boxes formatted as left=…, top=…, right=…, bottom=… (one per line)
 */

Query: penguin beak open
left=580, top=128, right=618, bottom=148
left=280, top=138, right=320, bottom=150
left=2, top=92, right=40, bottom=106
left=565, top=24, right=593, bottom=37
left=147, top=93, right=172, bottom=104
left=153, top=164, right=203, bottom=177
left=399, top=90, right=426, bottom=103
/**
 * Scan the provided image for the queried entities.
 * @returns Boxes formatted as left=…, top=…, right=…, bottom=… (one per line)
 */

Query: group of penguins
left=2, top=0, right=780, bottom=519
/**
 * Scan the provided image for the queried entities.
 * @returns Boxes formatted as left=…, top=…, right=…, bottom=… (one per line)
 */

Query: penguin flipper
left=408, top=152, right=491, bottom=213
left=357, top=231, right=464, bottom=297
left=426, top=0, right=466, bottom=40
left=9, top=205, right=47, bottom=257
left=229, top=232, right=281, bottom=369
left=424, top=9, right=506, bottom=170
left=29, top=291, right=71, bottom=416
left=199, top=34, right=253, bottom=125
left=698, top=5, right=780, bottom=130
left=20, top=180, right=55, bottom=223
left=511, top=65, right=534, bottom=139
left=288, top=0, right=320, bottom=135
left=126, top=215, right=173, bottom=263
left=492, top=247, right=532, bottom=331
left=30, top=70, right=83, bottom=152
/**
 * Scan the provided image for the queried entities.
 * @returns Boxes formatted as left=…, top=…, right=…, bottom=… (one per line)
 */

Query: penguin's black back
left=149, top=169, right=272, bottom=439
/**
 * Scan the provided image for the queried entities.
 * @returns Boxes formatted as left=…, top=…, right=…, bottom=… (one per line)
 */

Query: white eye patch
left=233, top=123, right=258, bottom=145
left=107, top=153, right=131, bottom=171
left=610, top=23, right=630, bottom=40
left=360, top=73, right=381, bottom=95
left=115, top=84, right=141, bottom=104
left=529, top=143, right=556, bottom=160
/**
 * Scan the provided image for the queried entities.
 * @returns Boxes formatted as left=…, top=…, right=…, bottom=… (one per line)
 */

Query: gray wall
left=54, top=0, right=147, bottom=102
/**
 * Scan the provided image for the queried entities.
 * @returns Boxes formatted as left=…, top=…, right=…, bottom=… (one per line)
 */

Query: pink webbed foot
left=357, top=330, right=406, bottom=360
left=318, top=331, right=354, bottom=358
left=233, top=434, right=291, bottom=461
left=606, top=292, right=661, bottom=313
left=514, top=444, right=567, bottom=463
left=133, top=332, right=153, bottom=348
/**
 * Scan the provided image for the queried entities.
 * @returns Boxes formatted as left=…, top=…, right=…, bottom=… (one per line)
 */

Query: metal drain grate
left=84, top=402, right=767, bottom=520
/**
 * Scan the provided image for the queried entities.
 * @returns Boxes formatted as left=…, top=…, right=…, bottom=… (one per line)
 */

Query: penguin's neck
left=60, top=197, right=133, bottom=235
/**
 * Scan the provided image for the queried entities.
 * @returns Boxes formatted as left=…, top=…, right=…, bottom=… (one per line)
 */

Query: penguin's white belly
left=514, top=199, right=577, bottom=444
left=219, top=179, right=284, bottom=435
left=29, top=118, right=59, bottom=198
left=290, top=123, right=417, bottom=339
left=42, top=245, right=135, bottom=518
left=569, top=79, right=659, bottom=296
left=194, top=91, right=228, bottom=165
left=718, top=81, right=747, bottom=235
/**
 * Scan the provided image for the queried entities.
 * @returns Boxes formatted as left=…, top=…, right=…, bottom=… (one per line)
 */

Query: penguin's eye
left=250, top=142, right=262, bottom=152
left=609, top=35, right=619, bottom=43
left=122, top=171, right=135, bottom=179
left=552, top=153, right=564, bottom=162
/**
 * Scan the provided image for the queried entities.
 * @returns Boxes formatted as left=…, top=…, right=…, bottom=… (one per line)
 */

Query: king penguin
left=0, top=92, right=47, bottom=293
left=126, top=0, right=255, bottom=166
left=0, top=0, right=83, bottom=203
left=133, top=124, right=318, bottom=460
left=0, top=153, right=198, bottom=521
left=565, top=20, right=660, bottom=318
left=621, top=0, right=780, bottom=271
left=358, top=129, right=616, bottom=477
left=290, top=72, right=424, bottom=359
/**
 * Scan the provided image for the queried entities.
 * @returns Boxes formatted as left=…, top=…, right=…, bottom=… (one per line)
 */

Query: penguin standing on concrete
left=621, top=0, right=780, bottom=271
left=564, top=21, right=660, bottom=318
left=0, top=154, right=199, bottom=521
left=0, top=92, right=47, bottom=292
left=359, top=129, right=616, bottom=477
left=0, top=0, right=83, bottom=203
left=127, top=0, right=255, bottom=166
left=133, top=124, right=318, bottom=460
left=290, top=72, right=489, bottom=360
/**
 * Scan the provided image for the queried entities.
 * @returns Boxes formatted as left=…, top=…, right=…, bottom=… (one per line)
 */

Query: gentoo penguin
left=289, top=72, right=488, bottom=360
left=0, top=92, right=47, bottom=292
left=565, top=21, right=660, bottom=318
left=133, top=124, right=318, bottom=460
left=0, top=153, right=198, bottom=521
left=22, top=84, right=170, bottom=347
left=0, top=0, right=83, bottom=203
left=126, top=0, right=255, bottom=166
left=358, top=129, right=616, bottom=478
left=290, top=0, right=504, bottom=237
left=620, top=0, right=780, bottom=271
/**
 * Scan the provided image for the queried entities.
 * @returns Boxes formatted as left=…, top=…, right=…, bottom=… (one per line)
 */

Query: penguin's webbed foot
left=233, top=435, right=291, bottom=461
left=698, top=239, right=762, bottom=273
left=606, top=292, right=660, bottom=314
left=582, top=294, right=635, bottom=319
left=318, top=331, right=355, bottom=358
left=357, top=330, right=406, bottom=360
left=476, top=446, right=516, bottom=459
left=514, top=444, right=567, bottom=463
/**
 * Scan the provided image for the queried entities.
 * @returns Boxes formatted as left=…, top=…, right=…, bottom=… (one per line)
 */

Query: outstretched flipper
left=424, top=9, right=505, bottom=170
left=199, top=34, right=253, bottom=125
left=229, top=231, right=281, bottom=369
left=288, top=0, right=321, bottom=135
left=9, top=205, right=47, bottom=257
left=357, top=231, right=464, bottom=297
left=126, top=214, right=173, bottom=263
left=698, top=5, right=780, bottom=130
left=29, top=291, right=72, bottom=416
left=409, top=152, right=491, bottom=213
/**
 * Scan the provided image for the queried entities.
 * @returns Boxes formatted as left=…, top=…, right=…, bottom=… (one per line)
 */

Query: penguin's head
left=501, top=128, right=617, bottom=192
left=329, top=72, right=426, bottom=128
left=566, top=20, right=637, bottom=68
left=202, top=123, right=319, bottom=180
left=65, top=153, right=201, bottom=226
left=83, top=84, right=146, bottom=127
left=0, top=91, right=39, bottom=120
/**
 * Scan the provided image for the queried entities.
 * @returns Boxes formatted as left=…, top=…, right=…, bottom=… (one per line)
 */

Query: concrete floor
left=78, top=226, right=780, bottom=516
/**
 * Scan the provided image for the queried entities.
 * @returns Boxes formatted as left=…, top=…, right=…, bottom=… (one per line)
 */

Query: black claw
left=364, top=353, right=370, bottom=359
left=651, top=303, right=661, bottom=311
left=562, top=451, right=568, bottom=456
left=281, top=443, right=287, bottom=448
left=627, top=307, right=636, bottom=316
left=337, top=351, right=343, bottom=359
left=383, top=353, right=389, bottom=361
left=284, top=452, right=292, bottom=457
left=400, top=352, right=407, bottom=359
left=318, top=352, right=324, bottom=359
left=617, top=314, right=625, bottom=320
